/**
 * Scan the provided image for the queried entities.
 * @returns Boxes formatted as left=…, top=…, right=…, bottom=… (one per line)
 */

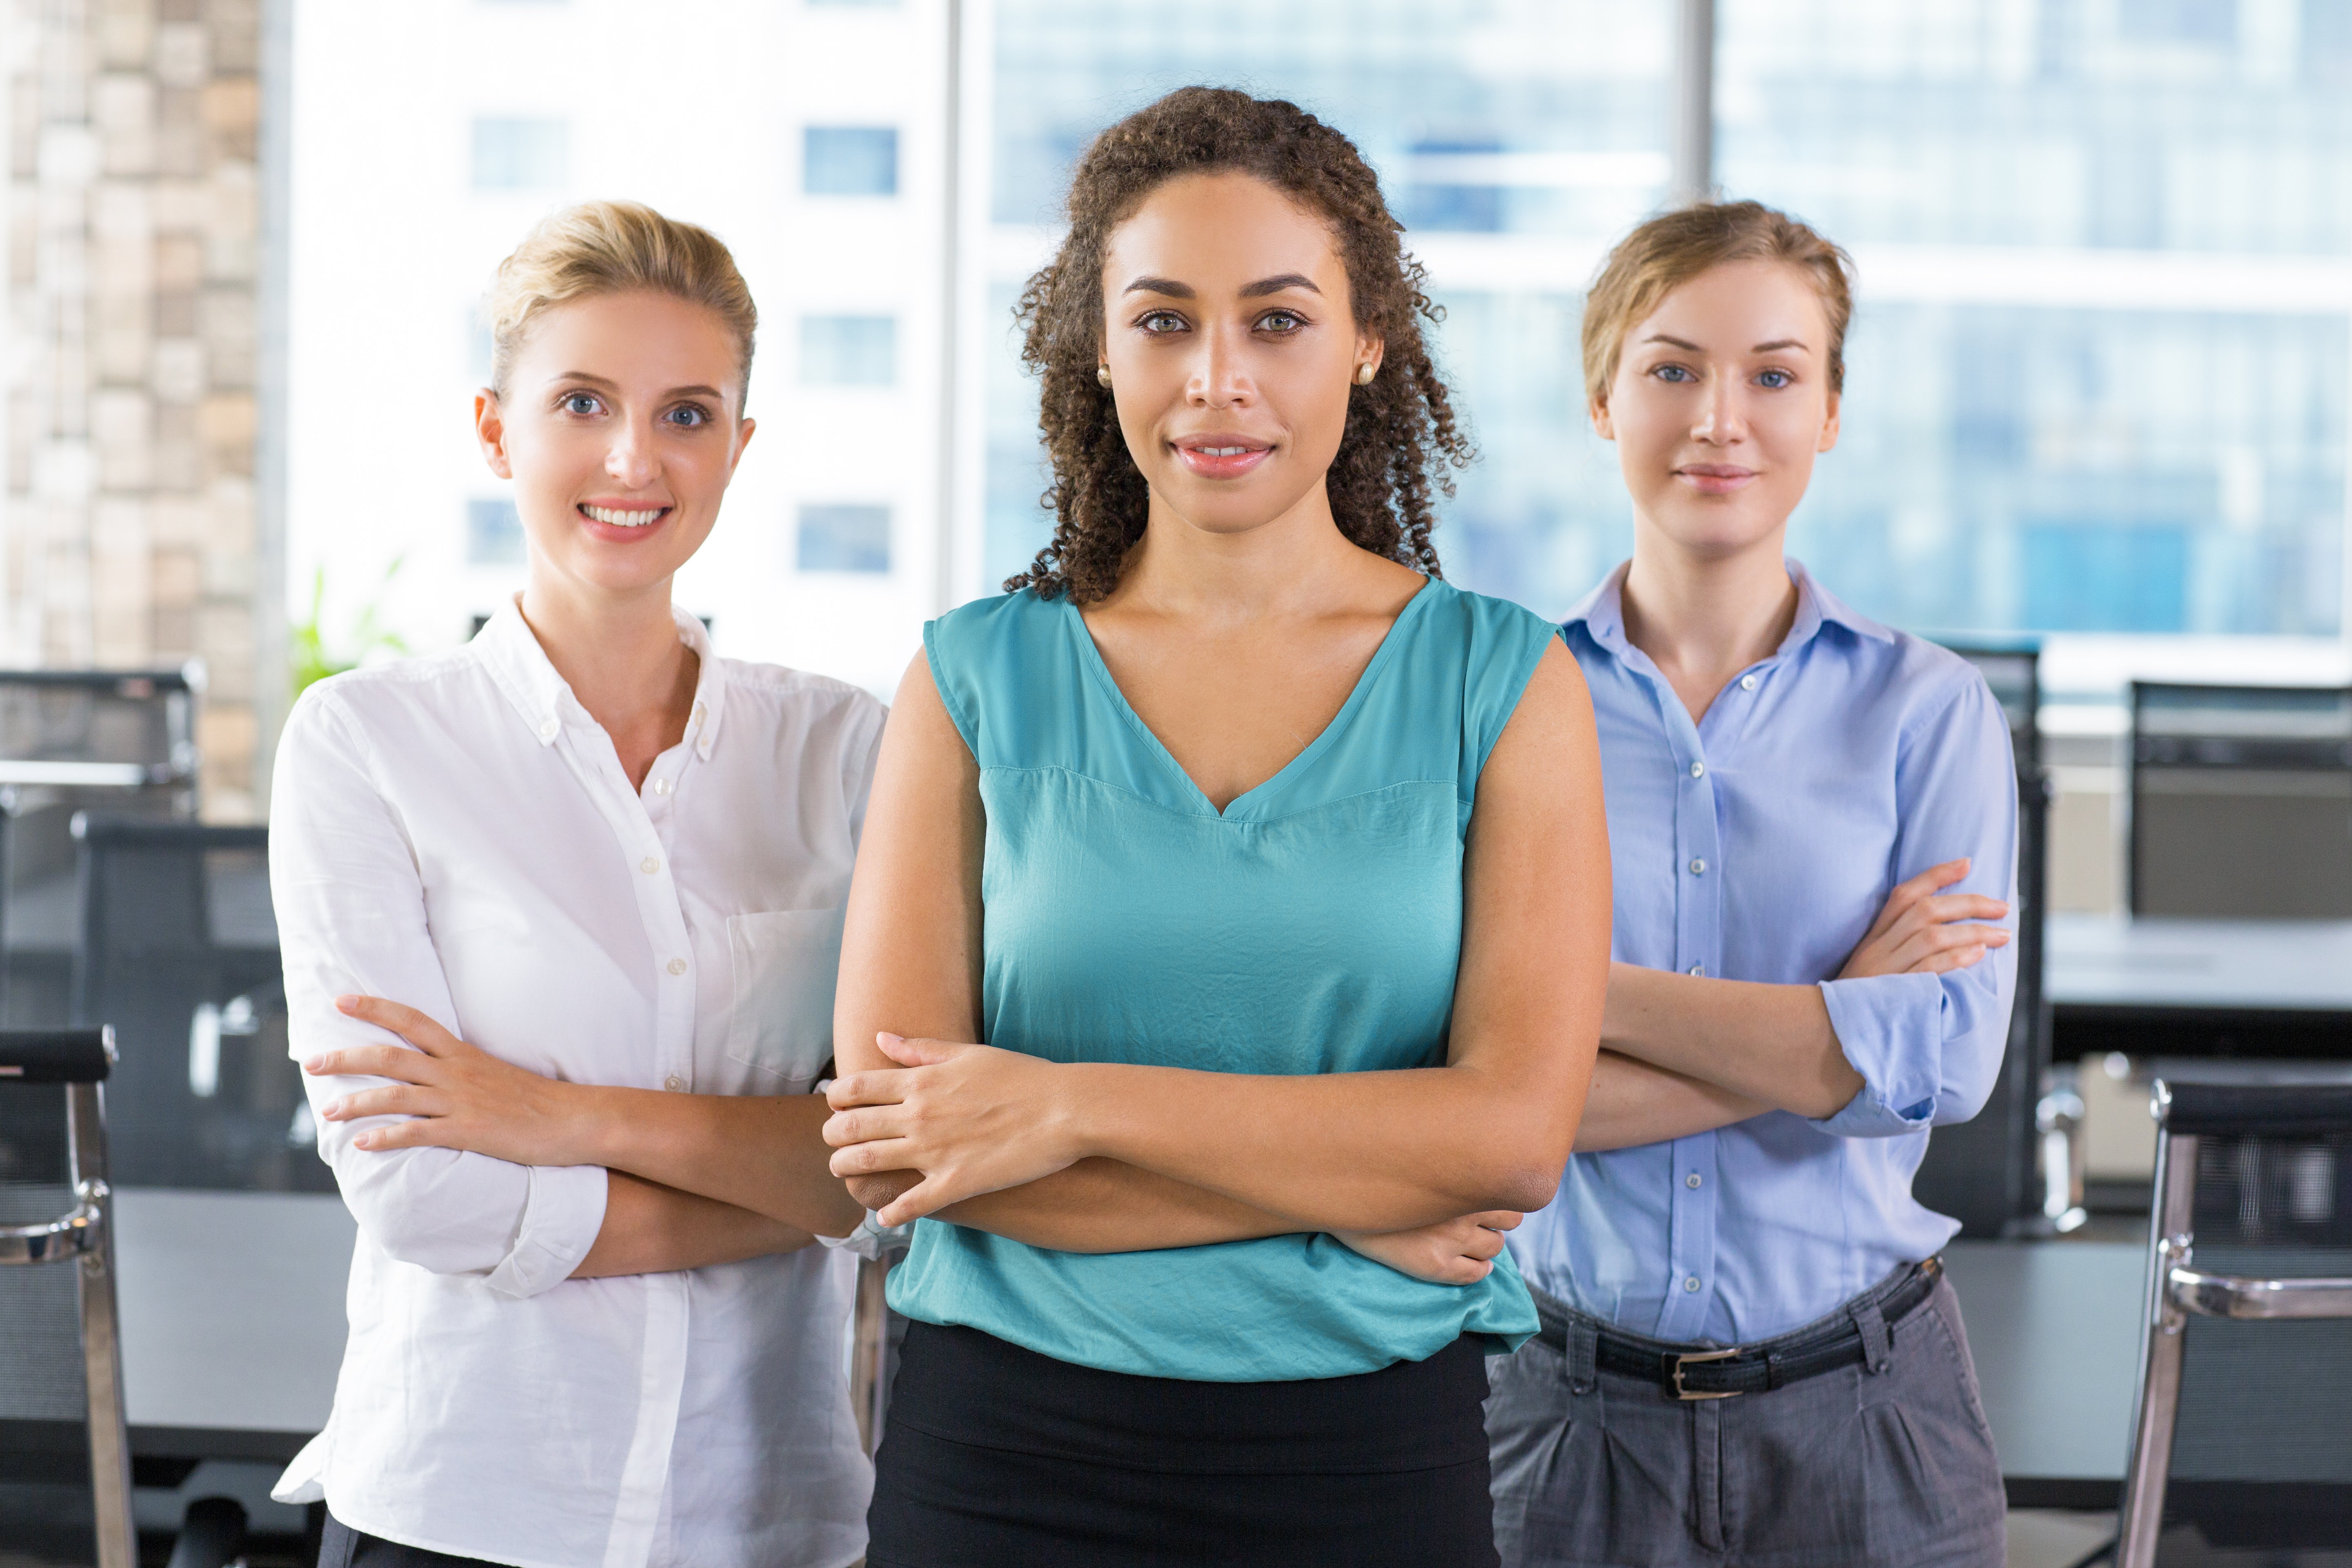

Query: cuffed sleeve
left=274, top=686, right=605, bottom=1288
left=815, top=1209, right=910, bottom=1261
left=1810, top=674, right=2020, bottom=1140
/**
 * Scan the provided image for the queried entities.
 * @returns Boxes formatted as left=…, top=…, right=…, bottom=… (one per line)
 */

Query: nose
left=1185, top=323, right=1252, bottom=409
left=605, top=414, right=658, bottom=488
left=1690, top=372, right=1745, bottom=445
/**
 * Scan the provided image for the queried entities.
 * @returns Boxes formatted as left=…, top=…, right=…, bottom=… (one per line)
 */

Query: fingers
left=874, top=1032, right=962, bottom=1067
left=1915, top=893, right=2010, bottom=924
left=350, top=1118, right=465, bottom=1154
left=825, top=1070, right=914, bottom=1110
left=1472, top=1209, right=1525, bottom=1232
left=1893, top=922, right=2011, bottom=972
left=335, top=996, right=462, bottom=1055
left=821, top=1107, right=913, bottom=1149
left=1463, top=1227, right=1507, bottom=1263
left=303, top=1044, right=438, bottom=1082
left=828, top=1138, right=919, bottom=1180
left=322, top=1085, right=447, bottom=1123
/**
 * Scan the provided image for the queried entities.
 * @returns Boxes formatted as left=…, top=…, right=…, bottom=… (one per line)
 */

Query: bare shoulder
left=1494, top=638, right=1596, bottom=756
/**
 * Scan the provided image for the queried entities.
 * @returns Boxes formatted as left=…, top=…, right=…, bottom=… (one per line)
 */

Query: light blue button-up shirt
left=1510, top=559, right=2018, bottom=1345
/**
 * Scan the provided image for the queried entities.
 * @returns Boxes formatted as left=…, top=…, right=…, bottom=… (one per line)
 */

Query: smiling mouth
left=579, top=503, right=671, bottom=528
left=1172, top=439, right=1274, bottom=479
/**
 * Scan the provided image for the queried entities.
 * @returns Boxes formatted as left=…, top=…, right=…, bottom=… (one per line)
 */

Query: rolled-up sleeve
left=1812, top=674, right=2019, bottom=1139
left=273, top=688, right=606, bottom=1294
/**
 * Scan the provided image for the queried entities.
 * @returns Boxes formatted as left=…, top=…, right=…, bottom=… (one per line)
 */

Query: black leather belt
left=1539, top=1256, right=1942, bottom=1401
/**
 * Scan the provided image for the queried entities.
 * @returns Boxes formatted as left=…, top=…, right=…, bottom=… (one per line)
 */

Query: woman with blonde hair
left=1489, top=200, right=2015, bottom=1566
left=271, top=200, right=883, bottom=1568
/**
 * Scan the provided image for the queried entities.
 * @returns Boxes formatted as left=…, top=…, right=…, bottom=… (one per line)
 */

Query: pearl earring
left=1097, top=365, right=1111, bottom=388
left=1355, top=362, right=1375, bottom=385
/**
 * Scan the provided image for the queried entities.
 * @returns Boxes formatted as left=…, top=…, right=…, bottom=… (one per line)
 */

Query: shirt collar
left=1562, top=556, right=1894, bottom=662
left=474, top=596, right=728, bottom=760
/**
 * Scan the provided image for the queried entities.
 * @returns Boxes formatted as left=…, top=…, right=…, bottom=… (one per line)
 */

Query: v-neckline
left=1063, top=577, right=1437, bottom=820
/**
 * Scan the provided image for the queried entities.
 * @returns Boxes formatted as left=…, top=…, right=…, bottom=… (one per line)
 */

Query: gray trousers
left=1486, top=1270, right=2005, bottom=1568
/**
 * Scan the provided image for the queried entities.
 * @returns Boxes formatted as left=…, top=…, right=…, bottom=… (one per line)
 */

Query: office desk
left=2047, top=913, right=2352, bottom=1062
left=1945, top=1238, right=2143, bottom=1508
left=115, top=1188, right=351, bottom=1463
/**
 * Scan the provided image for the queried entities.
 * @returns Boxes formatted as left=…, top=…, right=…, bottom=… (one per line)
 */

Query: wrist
left=563, top=1083, right=626, bottom=1168
left=1054, top=1061, right=1125, bottom=1166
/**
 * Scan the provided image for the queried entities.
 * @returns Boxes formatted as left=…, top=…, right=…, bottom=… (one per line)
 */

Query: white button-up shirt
left=268, top=601, right=885, bottom=1568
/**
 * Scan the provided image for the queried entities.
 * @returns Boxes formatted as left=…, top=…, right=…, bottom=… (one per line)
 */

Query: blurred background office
left=5, top=2, right=2352, bottom=1565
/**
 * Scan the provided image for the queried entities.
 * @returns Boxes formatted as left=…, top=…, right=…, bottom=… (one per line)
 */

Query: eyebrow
left=1119, top=274, right=1324, bottom=299
left=555, top=372, right=726, bottom=400
left=1637, top=334, right=1813, bottom=355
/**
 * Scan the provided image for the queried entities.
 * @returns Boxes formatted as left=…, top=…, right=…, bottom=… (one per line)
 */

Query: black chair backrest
left=2143, top=1082, right=2352, bottom=1560
left=1912, top=644, right=2048, bottom=1236
left=67, top=816, right=325, bottom=1194
left=0, top=667, right=199, bottom=775
left=2130, top=682, right=2352, bottom=918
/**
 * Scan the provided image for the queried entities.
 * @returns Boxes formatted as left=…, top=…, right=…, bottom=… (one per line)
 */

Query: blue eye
left=665, top=404, right=711, bottom=428
left=1653, top=364, right=1695, bottom=383
left=1757, top=369, right=1793, bottom=389
left=561, top=391, right=601, bottom=415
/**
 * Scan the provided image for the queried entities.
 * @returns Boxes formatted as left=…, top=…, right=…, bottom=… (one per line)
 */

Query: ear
left=1356, top=329, right=1385, bottom=380
left=1817, top=388, right=1841, bottom=454
left=1589, top=394, right=1616, bottom=442
left=475, top=390, right=513, bottom=480
left=728, top=415, right=757, bottom=481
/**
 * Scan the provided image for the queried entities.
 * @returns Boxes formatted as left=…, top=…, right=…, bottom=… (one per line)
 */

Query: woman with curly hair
left=817, top=87, right=1611, bottom=1566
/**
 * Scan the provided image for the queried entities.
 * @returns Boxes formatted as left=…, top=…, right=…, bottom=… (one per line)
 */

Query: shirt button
left=1686, top=1172, right=1704, bottom=1189
left=537, top=717, right=558, bottom=741
left=652, top=778, right=671, bottom=796
left=667, top=958, right=687, bottom=976
left=1740, top=674, right=1758, bottom=691
left=1689, top=761, right=1705, bottom=778
left=664, top=1075, right=686, bottom=1092
left=1688, top=963, right=1706, bottom=977
left=1684, top=1275, right=1702, bottom=1293
left=640, top=857, right=660, bottom=875
left=1689, top=858, right=1707, bottom=875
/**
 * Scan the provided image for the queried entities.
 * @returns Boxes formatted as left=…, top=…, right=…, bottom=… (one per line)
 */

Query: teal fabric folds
left=887, top=576, right=1561, bottom=1381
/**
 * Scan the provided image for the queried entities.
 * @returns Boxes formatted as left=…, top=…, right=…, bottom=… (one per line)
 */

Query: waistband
left=1529, top=1257, right=1942, bottom=1400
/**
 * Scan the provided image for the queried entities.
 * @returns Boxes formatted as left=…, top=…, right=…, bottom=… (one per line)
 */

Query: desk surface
left=1944, top=1238, right=2143, bottom=1503
left=115, top=1187, right=351, bottom=1460
left=2047, top=913, right=2352, bottom=1012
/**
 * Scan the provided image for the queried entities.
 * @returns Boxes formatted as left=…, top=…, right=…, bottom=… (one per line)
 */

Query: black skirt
left=865, top=1320, right=1499, bottom=1568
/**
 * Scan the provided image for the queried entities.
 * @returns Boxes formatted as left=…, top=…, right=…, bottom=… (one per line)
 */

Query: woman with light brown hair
left=1490, top=200, right=2016, bottom=1567
left=271, top=200, right=882, bottom=1568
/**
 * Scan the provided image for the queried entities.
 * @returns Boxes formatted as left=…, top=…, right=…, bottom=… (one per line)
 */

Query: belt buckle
left=1670, top=1347, right=1742, bottom=1401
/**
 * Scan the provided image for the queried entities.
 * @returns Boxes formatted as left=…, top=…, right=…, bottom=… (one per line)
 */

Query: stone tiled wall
left=6, top=0, right=275, bottom=816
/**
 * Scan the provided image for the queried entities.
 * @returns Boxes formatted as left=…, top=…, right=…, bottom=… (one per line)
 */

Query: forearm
left=1068, top=1061, right=1566, bottom=1232
left=573, top=1171, right=814, bottom=1277
left=1601, top=962, right=1863, bottom=1118
left=850, top=1158, right=1301, bottom=1253
left=572, top=1089, right=864, bottom=1238
left=1573, top=1050, right=1770, bottom=1152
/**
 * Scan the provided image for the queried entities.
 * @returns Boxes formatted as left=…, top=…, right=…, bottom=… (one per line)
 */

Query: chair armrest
left=0, top=1185, right=107, bottom=1266
left=2169, top=1265, right=2352, bottom=1321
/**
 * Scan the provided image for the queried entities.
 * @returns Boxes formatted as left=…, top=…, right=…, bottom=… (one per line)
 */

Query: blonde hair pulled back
left=1581, top=200, right=1854, bottom=411
left=485, top=199, right=758, bottom=405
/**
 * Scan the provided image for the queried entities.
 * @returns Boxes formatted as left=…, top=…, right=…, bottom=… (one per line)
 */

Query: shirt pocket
left=722, top=907, right=844, bottom=1093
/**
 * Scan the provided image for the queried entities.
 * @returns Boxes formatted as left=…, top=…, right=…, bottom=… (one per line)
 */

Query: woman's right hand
left=1333, top=1211, right=1522, bottom=1285
left=1838, top=858, right=2011, bottom=980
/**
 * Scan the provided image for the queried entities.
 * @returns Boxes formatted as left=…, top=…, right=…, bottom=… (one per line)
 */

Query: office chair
left=2129, top=682, right=2352, bottom=919
left=69, top=814, right=327, bottom=1194
left=0, top=666, right=202, bottom=1028
left=0, top=1028, right=135, bottom=1568
left=2116, top=1080, right=2352, bottom=1566
left=1913, top=644, right=2052, bottom=1237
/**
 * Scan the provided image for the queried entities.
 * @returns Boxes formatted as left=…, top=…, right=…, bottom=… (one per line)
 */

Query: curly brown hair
left=1004, top=86, right=1474, bottom=603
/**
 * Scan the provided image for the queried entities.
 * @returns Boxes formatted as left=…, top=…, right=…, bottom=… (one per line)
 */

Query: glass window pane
left=804, top=126, right=900, bottom=196
left=1719, top=0, right=2352, bottom=638
left=470, top=117, right=568, bottom=191
left=800, top=314, right=898, bottom=385
left=798, top=503, right=893, bottom=572
left=467, top=499, right=523, bottom=565
left=984, top=0, right=1676, bottom=609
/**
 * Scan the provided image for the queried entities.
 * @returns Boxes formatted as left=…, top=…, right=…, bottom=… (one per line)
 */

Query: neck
left=517, top=568, right=696, bottom=737
left=1617, top=522, right=1797, bottom=718
left=1110, top=481, right=1367, bottom=623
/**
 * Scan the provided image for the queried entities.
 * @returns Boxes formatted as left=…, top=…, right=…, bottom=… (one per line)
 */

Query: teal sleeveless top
left=888, top=576, right=1558, bottom=1382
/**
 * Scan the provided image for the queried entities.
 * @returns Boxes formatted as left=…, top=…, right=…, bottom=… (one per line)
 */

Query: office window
left=800, top=314, right=897, bottom=386
left=471, top=117, right=568, bottom=190
left=797, top=503, right=892, bottom=572
left=1717, top=0, right=2352, bottom=637
left=468, top=498, right=524, bottom=564
left=984, top=0, right=1676, bottom=612
left=804, top=126, right=899, bottom=196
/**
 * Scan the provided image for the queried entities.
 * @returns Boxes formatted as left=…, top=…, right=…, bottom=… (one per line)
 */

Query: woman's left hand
left=306, top=996, right=594, bottom=1166
left=823, top=1033, right=1089, bottom=1227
